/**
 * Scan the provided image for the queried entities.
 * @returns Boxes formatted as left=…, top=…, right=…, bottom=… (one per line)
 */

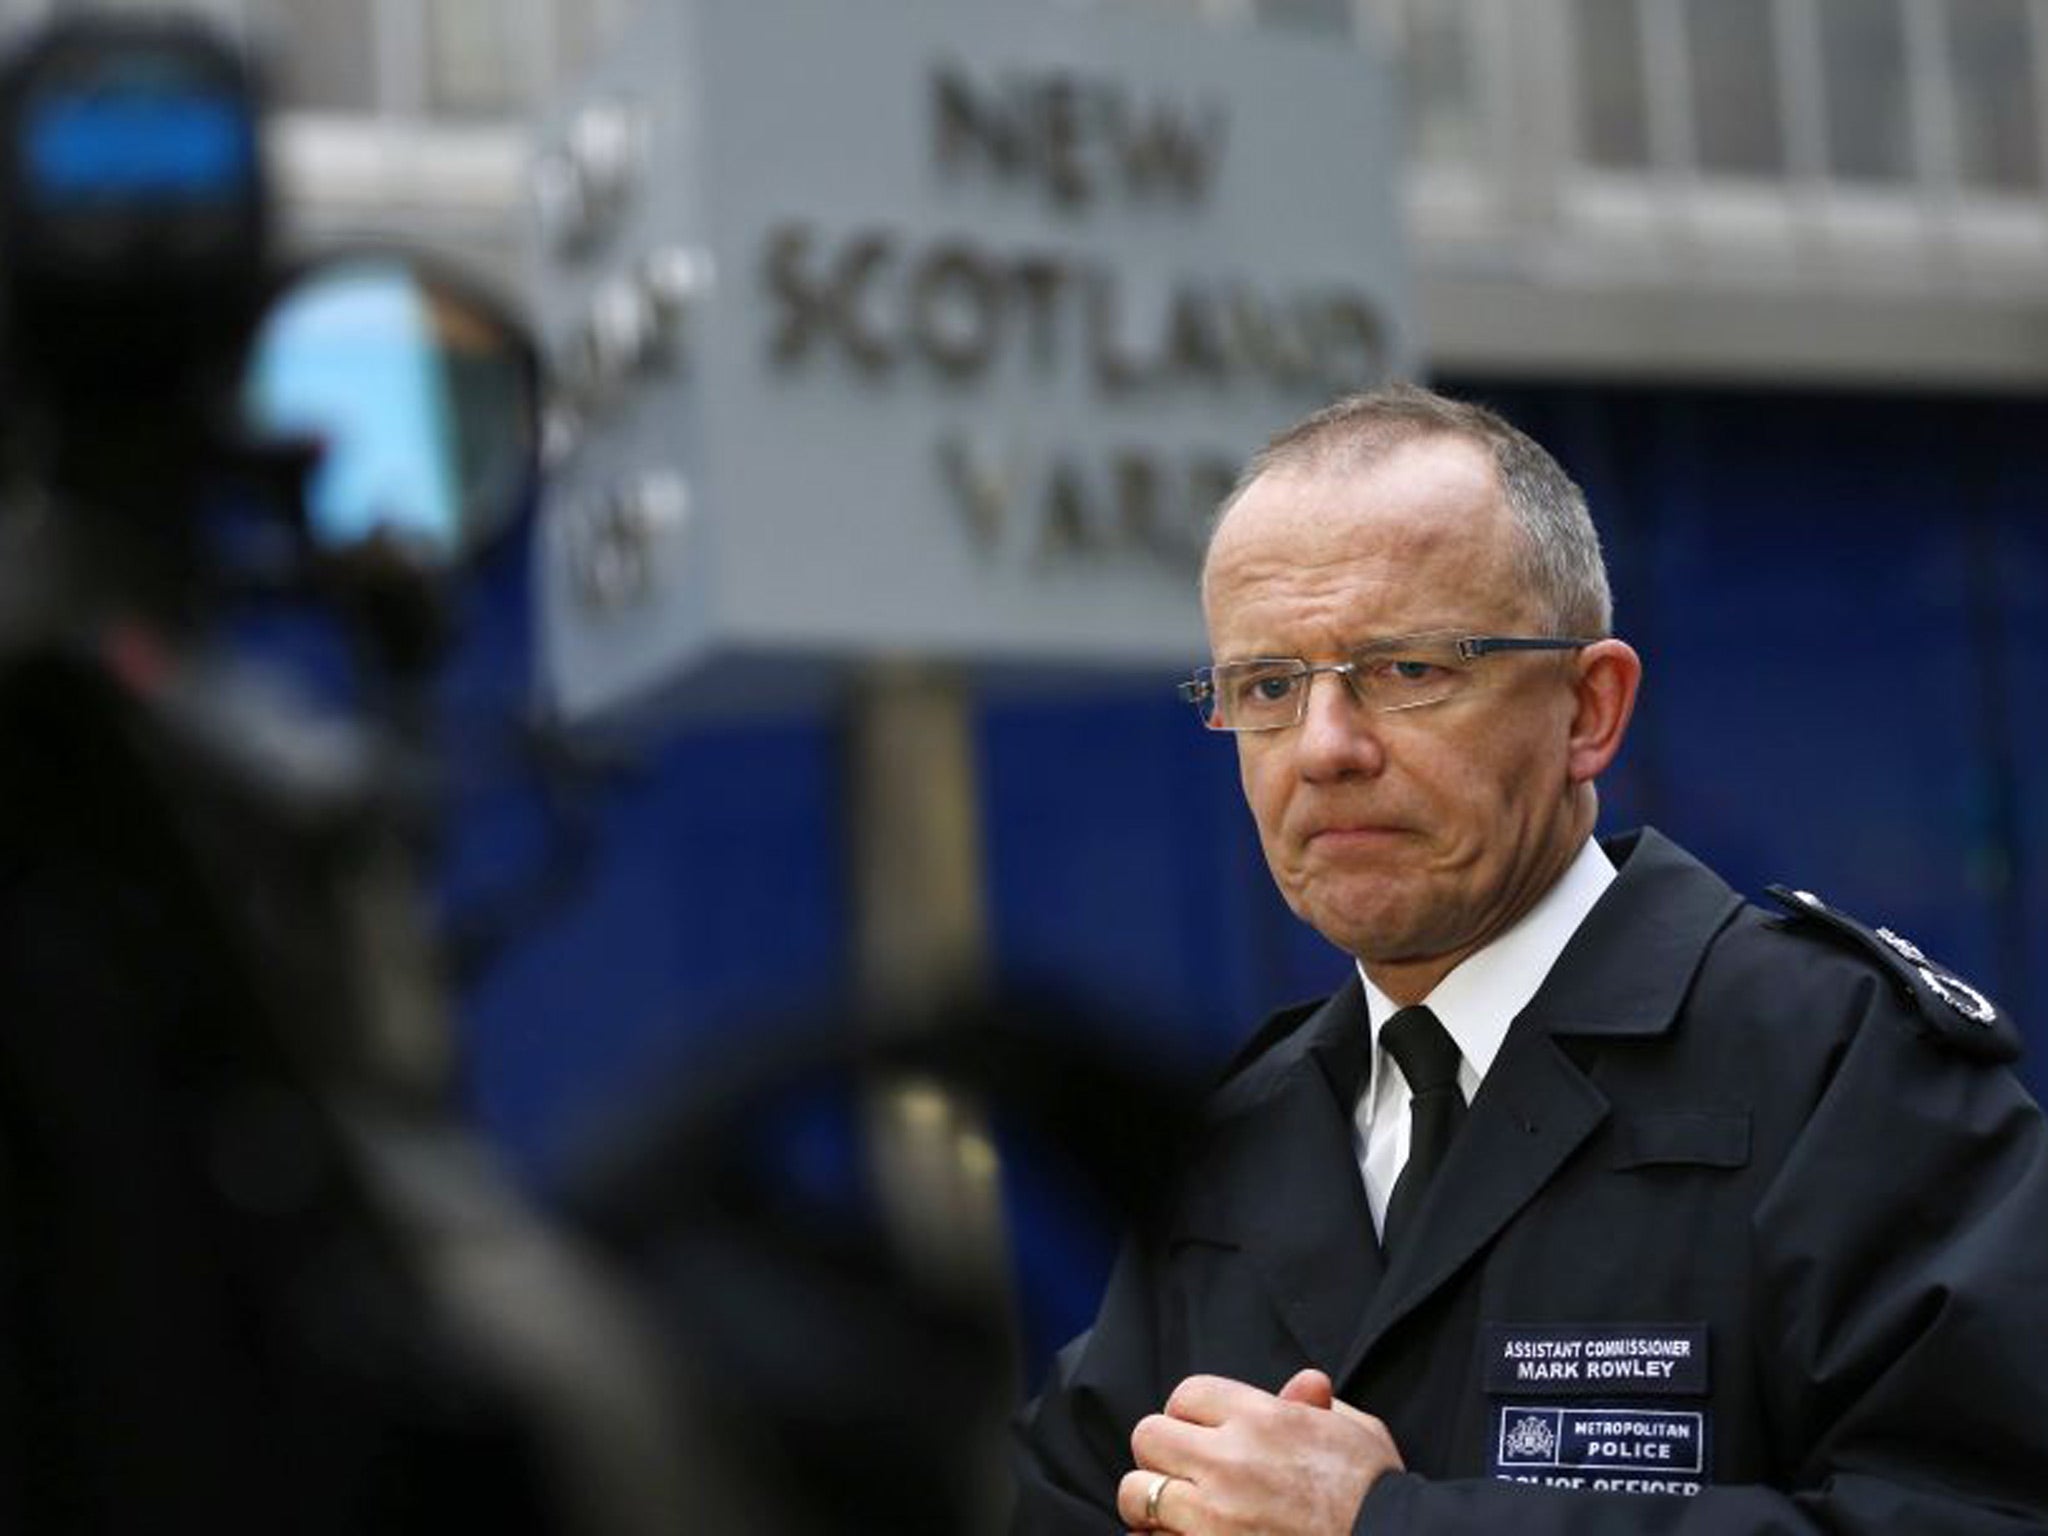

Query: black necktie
left=1380, top=1005, right=1467, bottom=1251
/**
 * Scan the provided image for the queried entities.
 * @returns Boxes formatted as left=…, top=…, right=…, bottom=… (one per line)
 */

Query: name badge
left=1483, top=1323, right=1709, bottom=1397
left=1490, top=1405, right=1708, bottom=1497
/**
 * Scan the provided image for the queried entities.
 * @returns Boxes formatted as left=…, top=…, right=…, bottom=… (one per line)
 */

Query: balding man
left=1011, top=385, right=2048, bottom=1534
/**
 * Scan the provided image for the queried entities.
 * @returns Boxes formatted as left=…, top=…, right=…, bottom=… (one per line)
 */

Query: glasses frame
left=1178, top=632, right=1597, bottom=732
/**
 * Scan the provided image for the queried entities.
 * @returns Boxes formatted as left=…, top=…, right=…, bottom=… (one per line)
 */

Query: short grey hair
left=1212, top=383, right=1613, bottom=636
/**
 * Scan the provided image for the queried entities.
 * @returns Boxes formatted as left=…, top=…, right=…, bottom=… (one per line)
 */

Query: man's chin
left=1296, top=870, right=1417, bottom=933
left=1306, top=907, right=1447, bottom=968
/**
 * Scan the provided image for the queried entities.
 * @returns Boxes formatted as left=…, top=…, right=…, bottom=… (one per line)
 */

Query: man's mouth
left=1305, top=822, right=1411, bottom=848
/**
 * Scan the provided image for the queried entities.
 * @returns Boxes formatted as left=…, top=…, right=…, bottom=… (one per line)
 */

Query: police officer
left=1011, top=384, right=2048, bottom=1533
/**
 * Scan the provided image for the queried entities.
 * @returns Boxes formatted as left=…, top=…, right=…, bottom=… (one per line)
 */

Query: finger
left=1328, top=1402, right=1406, bottom=1468
left=1116, top=1468, right=1193, bottom=1530
left=1163, top=1372, right=1270, bottom=1426
left=1277, top=1367, right=1334, bottom=1408
left=1131, top=1410, right=1210, bottom=1475
left=1115, top=1471, right=1149, bottom=1529
left=1330, top=1399, right=1387, bottom=1432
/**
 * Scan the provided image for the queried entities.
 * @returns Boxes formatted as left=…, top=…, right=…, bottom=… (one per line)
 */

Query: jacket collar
left=1525, top=827, right=1744, bottom=1038
left=1174, top=978, right=1383, bottom=1369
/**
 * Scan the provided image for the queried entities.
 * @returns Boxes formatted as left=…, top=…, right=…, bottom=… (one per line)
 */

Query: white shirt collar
left=1355, top=835, right=1617, bottom=1101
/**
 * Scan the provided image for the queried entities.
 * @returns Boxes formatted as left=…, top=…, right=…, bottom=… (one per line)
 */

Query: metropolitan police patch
left=1490, top=1405, right=1708, bottom=1496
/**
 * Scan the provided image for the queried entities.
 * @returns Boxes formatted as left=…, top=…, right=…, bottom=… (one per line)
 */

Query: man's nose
left=1293, top=667, right=1385, bottom=779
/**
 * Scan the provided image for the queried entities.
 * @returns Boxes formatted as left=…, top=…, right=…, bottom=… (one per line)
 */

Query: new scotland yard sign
left=534, top=0, right=1413, bottom=720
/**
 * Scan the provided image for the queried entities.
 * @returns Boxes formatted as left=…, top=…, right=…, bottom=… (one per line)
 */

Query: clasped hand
left=1115, top=1369, right=1404, bottom=1534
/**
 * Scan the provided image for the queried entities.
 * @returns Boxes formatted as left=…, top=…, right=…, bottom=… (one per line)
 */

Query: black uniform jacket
left=1013, top=828, right=2048, bottom=1533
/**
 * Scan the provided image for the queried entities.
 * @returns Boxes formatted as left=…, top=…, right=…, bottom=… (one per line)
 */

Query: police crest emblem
left=1504, top=1414, right=1558, bottom=1461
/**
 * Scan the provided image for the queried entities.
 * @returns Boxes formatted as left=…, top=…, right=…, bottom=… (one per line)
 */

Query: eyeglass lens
left=1206, top=635, right=1479, bottom=729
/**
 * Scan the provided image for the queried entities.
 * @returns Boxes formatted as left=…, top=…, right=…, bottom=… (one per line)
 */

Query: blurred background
left=17, top=0, right=2046, bottom=1380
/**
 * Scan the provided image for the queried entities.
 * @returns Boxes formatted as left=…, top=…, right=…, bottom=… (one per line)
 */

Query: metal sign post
left=845, top=658, right=1010, bottom=1311
left=846, top=658, right=1018, bottom=1534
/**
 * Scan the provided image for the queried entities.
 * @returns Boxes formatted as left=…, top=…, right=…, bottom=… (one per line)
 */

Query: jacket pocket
left=1611, top=1110, right=1750, bottom=1171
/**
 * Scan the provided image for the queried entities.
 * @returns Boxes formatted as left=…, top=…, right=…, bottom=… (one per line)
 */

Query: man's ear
left=1566, top=639, right=1641, bottom=785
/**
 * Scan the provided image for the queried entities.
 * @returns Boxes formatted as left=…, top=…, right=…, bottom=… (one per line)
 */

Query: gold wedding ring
left=1144, top=1471, right=1180, bottom=1527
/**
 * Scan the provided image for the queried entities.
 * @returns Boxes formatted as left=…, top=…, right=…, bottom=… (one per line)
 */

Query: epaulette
left=1766, top=885, right=2019, bottom=1063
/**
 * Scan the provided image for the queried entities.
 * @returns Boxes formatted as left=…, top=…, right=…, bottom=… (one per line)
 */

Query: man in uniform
left=1010, top=385, right=2048, bottom=1533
